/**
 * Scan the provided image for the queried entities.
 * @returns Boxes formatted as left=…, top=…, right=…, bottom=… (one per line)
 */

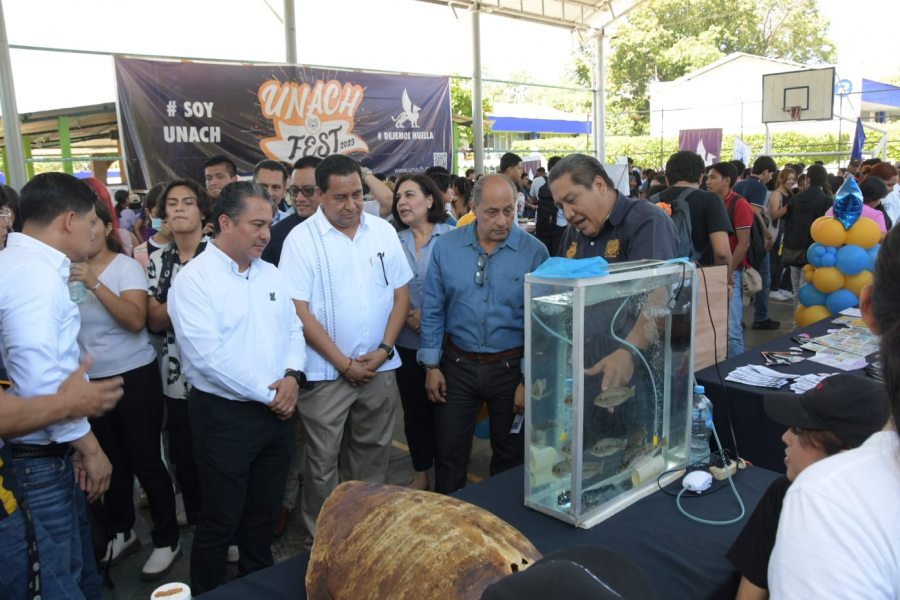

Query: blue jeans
left=11, top=455, right=101, bottom=600
left=728, top=269, right=745, bottom=358
left=753, top=254, right=772, bottom=322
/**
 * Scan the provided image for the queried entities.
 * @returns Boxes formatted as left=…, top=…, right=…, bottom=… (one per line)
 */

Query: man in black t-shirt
left=726, top=374, right=888, bottom=596
left=657, top=151, right=733, bottom=270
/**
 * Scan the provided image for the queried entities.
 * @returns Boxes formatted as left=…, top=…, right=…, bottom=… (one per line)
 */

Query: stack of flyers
left=725, top=365, right=802, bottom=389
left=790, top=373, right=837, bottom=394
left=761, top=350, right=805, bottom=366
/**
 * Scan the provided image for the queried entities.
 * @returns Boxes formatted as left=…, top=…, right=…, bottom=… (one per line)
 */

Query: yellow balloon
left=843, top=270, right=873, bottom=297
left=797, top=304, right=831, bottom=326
left=812, top=266, right=845, bottom=294
left=845, top=217, right=881, bottom=250
left=802, top=264, right=816, bottom=281
left=810, top=217, right=846, bottom=247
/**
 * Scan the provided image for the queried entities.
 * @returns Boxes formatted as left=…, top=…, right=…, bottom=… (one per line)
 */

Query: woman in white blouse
left=70, top=197, right=181, bottom=580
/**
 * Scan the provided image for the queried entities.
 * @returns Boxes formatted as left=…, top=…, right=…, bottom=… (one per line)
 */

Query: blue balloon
left=806, top=243, right=824, bottom=267
left=798, top=283, right=828, bottom=308
left=826, top=289, right=859, bottom=314
left=474, top=416, right=490, bottom=439
left=820, top=252, right=836, bottom=267
left=833, top=176, right=863, bottom=230
left=836, top=244, right=869, bottom=276
left=867, top=244, right=881, bottom=272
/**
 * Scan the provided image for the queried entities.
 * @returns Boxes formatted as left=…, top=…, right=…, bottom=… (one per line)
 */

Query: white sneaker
left=227, top=545, right=239, bottom=563
left=99, top=530, right=141, bottom=566
left=140, top=544, right=182, bottom=581
left=768, top=290, right=783, bottom=299
left=777, top=290, right=793, bottom=300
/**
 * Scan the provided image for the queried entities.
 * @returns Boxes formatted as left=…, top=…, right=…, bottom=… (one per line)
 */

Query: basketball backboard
left=762, top=67, right=835, bottom=123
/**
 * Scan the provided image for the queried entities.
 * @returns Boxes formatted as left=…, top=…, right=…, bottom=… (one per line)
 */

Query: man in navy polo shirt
left=735, top=155, right=780, bottom=330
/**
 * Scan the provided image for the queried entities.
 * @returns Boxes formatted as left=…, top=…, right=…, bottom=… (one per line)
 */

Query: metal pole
left=284, top=0, right=297, bottom=64
left=592, top=31, right=605, bottom=162
left=472, top=7, right=484, bottom=175
left=0, top=0, right=26, bottom=189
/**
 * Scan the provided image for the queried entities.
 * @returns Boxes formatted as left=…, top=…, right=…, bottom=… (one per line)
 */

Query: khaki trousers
left=298, top=371, right=399, bottom=542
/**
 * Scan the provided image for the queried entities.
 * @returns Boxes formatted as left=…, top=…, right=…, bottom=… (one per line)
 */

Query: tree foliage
left=607, top=0, right=837, bottom=135
left=450, top=77, right=494, bottom=148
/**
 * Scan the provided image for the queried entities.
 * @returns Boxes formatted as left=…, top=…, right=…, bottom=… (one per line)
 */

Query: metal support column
left=471, top=7, right=484, bottom=175
left=58, top=116, right=73, bottom=174
left=284, top=0, right=297, bottom=64
left=21, top=134, right=32, bottom=179
left=0, top=0, right=26, bottom=188
left=592, top=31, right=606, bottom=162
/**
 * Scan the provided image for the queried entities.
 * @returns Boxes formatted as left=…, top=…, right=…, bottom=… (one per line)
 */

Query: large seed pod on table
left=307, top=481, right=542, bottom=600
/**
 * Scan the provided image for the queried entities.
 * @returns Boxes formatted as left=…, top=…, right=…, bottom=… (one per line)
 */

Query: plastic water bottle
left=690, top=385, right=712, bottom=464
left=833, top=175, right=863, bottom=230
left=68, top=280, right=87, bottom=304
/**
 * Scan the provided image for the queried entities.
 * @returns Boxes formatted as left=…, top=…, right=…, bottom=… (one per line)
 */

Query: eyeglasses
left=474, top=253, right=488, bottom=286
left=0, top=207, right=11, bottom=226
left=288, top=185, right=316, bottom=198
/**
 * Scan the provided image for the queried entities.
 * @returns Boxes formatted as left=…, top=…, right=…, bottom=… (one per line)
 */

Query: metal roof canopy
left=418, top=0, right=649, bottom=171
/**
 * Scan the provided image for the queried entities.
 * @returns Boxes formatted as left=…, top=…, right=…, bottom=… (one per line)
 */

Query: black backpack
left=650, top=188, right=700, bottom=262
left=535, top=179, right=558, bottom=234
left=727, top=194, right=767, bottom=270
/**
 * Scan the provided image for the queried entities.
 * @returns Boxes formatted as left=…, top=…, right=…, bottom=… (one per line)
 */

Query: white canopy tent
left=0, top=0, right=648, bottom=189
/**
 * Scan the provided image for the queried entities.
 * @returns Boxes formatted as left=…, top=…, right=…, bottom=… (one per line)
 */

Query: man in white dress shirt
left=0, top=172, right=115, bottom=599
left=168, top=181, right=307, bottom=594
left=279, top=154, right=412, bottom=546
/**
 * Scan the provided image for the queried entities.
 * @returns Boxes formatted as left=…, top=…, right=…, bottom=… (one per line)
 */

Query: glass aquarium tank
left=524, top=259, right=696, bottom=528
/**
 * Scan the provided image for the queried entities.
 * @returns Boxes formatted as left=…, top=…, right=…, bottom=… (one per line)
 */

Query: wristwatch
left=284, top=369, right=307, bottom=388
left=360, top=166, right=373, bottom=179
left=378, top=343, right=395, bottom=359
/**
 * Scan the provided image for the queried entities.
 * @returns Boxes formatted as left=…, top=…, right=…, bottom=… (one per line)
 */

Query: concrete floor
left=101, top=293, right=796, bottom=599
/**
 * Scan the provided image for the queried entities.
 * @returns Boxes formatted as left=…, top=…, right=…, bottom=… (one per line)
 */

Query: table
left=201, top=465, right=778, bottom=599
left=695, top=318, right=872, bottom=472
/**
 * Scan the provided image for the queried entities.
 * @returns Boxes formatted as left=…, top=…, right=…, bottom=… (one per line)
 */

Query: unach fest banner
left=114, top=57, right=452, bottom=190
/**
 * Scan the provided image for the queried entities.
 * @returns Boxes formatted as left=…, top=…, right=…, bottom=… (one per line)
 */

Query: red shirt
left=723, top=190, right=753, bottom=258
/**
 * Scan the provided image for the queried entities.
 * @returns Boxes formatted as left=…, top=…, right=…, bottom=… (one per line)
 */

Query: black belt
left=445, top=339, right=524, bottom=364
left=9, top=443, right=70, bottom=459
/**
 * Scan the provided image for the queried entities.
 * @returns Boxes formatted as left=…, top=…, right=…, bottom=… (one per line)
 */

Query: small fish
left=590, top=437, right=628, bottom=458
left=531, top=378, right=547, bottom=400
left=561, top=440, right=572, bottom=456
left=582, top=462, right=603, bottom=480
left=593, top=386, right=636, bottom=409
left=564, top=394, right=573, bottom=406
left=552, top=460, right=571, bottom=477
left=620, top=444, right=661, bottom=471
left=534, top=419, right=556, bottom=433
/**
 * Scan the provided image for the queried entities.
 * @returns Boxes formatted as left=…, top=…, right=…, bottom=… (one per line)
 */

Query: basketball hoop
left=787, top=106, right=802, bottom=121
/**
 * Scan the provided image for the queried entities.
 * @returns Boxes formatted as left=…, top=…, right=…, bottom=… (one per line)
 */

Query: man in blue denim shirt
left=419, top=174, right=549, bottom=493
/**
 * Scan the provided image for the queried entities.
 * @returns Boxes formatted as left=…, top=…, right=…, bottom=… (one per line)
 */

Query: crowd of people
left=0, top=145, right=897, bottom=599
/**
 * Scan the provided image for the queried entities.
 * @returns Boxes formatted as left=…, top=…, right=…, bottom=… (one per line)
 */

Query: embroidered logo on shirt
left=565, top=241, right=577, bottom=258
left=605, top=239, right=620, bottom=258
left=270, top=292, right=276, bottom=301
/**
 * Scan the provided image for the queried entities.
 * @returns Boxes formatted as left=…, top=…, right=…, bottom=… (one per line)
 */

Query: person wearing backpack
left=734, top=155, right=780, bottom=330
left=534, top=157, right=566, bottom=255
left=655, top=151, right=732, bottom=270
left=708, top=162, right=754, bottom=357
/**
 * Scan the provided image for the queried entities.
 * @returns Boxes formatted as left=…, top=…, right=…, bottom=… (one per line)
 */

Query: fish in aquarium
left=561, top=440, right=572, bottom=457
left=620, top=443, right=661, bottom=472
left=563, top=394, right=573, bottom=407
left=593, top=385, right=635, bottom=409
left=552, top=459, right=603, bottom=480
left=589, top=437, right=628, bottom=458
left=531, top=378, right=547, bottom=400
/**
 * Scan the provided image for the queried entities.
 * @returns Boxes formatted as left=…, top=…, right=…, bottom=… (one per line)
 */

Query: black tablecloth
left=202, top=465, right=778, bottom=599
left=695, top=318, right=872, bottom=472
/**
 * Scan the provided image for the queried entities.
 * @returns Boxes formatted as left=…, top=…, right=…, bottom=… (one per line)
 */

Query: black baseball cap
left=764, top=374, right=889, bottom=448
left=480, top=546, right=655, bottom=600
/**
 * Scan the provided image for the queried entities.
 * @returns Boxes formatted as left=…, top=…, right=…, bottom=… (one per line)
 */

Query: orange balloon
left=797, top=304, right=831, bottom=326
left=812, top=266, right=845, bottom=294
left=845, top=217, right=881, bottom=250
left=810, top=217, right=846, bottom=247
left=843, top=270, right=873, bottom=297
